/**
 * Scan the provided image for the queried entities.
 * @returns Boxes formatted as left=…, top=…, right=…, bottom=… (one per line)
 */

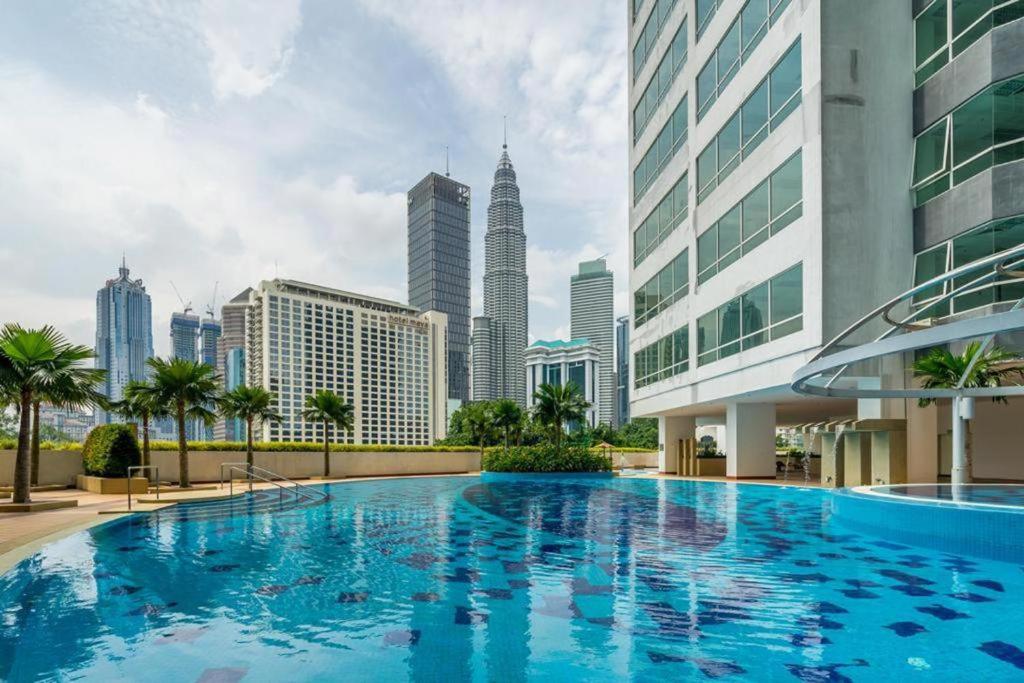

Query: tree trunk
left=30, top=400, right=40, bottom=487
left=13, top=388, right=33, bottom=504
left=504, top=428, right=509, bottom=451
left=142, top=413, right=151, bottom=481
left=177, top=400, right=190, bottom=488
left=246, top=415, right=254, bottom=469
left=323, top=420, right=331, bottom=478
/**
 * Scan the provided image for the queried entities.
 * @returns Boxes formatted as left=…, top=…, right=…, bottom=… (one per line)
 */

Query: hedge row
left=0, top=439, right=81, bottom=451
left=482, top=445, right=613, bottom=473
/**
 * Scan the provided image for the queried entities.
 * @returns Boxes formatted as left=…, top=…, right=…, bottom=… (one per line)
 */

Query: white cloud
left=0, top=64, right=405, bottom=353
left=199, top=0, right=302, bottom=99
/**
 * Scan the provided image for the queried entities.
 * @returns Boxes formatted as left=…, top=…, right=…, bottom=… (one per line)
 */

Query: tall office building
left=94, top=260, right=153, bottom=424
left=244, top=279, right=448, bottom=445
left=170, top=312, right=200, bottom=361
left=627, top=0, right=935, bottom=476
left=615, top=315, right=630, bottom=427
left=570, top=258, right=614, bottom=425
left=407, top=172, right=471, bottom=404
left=214, top=288, right=252, bottom=441
left=472, top=140, right=529, bottom=405
left=199, top=318, right=221, bottom=368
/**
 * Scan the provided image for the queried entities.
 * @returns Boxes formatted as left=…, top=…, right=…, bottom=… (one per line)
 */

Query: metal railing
left=126, top=465, right=159, bottom=511
left=219, top=463, right=328, bottom=503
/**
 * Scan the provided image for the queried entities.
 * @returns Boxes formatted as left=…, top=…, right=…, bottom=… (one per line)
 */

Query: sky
left=0, top=0, right=630, bottom=356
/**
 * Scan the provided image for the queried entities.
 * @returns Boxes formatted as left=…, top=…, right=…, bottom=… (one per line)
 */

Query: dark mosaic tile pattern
left=1, top=477, right=1023, bottom=681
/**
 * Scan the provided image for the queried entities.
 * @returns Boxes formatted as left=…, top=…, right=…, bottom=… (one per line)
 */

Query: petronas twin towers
left=471, top=141, right=528, bottom=405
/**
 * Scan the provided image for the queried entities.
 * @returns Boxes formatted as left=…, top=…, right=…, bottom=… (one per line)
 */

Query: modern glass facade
left=634, top=172, right=687, bottom=267
left=634, top=250, right=688, bottom=327
left=633, top=22, right=688, bottom=142
left=913, top=214, right=1024, bottom=314
left=525, top=339, right=601, bottom=427
left=697, top=151, right=802, bottom=284
left=915, top=0, right=1024, bottom=86
left=94, top=262, right=153, bottom=424
left=912, top=75, right=1024, bottom=206
left=697, top=0, right=793, bottom=119
left=697, top=264, right=803, bottom=366
left=408, top=172, right=471, bottom=403
left=571, top=259, right=615, bottom=425
left=615, top=316, right=630, bottom=426
left=633, top=97, right=688, bottom=203
left=634, top=325, right=688, bottom=389
left=697, top=39, right=801, bottom=203
left=633, top=0, right=678, bottom=80
left=170, top=313, right=200, bottom=362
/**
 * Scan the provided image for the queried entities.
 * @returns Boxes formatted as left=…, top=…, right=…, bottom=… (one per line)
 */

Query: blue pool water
left=2, top=476, right=1024, bottom=681
left=878, top=484, right=1024, bottom=507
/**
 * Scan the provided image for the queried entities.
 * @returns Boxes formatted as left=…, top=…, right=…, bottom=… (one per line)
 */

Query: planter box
left=76, top=475, right=148, bottom=495
left=696, top=457, right=726, bottom=477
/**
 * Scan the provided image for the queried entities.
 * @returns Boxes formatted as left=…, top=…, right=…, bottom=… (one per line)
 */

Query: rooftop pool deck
left=2, top=476, right=1024, bottom=681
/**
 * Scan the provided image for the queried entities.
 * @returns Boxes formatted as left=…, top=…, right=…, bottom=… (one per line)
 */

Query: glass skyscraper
left=571, top=258, right=614, bottom=425
left=94, top=260, right=154, bottom=424
left=407, top=172, right=471, bottom=403
left=472, top=141, right=529, bottom=405
left=615, top=315, right=630, bottom=427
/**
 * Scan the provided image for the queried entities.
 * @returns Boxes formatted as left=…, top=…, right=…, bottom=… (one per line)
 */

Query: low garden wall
left=0, top=449, right=481, bottom=486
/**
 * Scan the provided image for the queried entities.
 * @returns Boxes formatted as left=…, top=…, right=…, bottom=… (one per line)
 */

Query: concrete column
left=726, top=403, right=777, bottom=479
left=906, top=399, right=938, bottom=483
left=658, top=415, right=696, bottom=474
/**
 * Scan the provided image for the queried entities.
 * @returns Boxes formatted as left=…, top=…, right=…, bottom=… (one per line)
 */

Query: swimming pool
left=2, top=476, right=1023, bottom=681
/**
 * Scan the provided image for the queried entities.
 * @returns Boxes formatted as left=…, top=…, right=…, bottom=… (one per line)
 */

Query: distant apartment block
left=525, top=339, right=601, bottom=428
left=570, top=258, right=615, bottom=425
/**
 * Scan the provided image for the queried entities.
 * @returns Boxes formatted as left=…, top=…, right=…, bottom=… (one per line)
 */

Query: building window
left=697, top=264, right=802, bottom=366
left=697, top=39, right=801, bottom=204
left=912, top=214, right=1024, bottom=315
left=635, top=173, right=688, bottom=267
left=915, top=0, right=1024, bottom=87
left=697, top=151, right=802, bottom=284
left=633, top=22, right=688, bottom=143
left=634, top=250, right=689, bottom=328
left=633, top=0, right=678, bottom=81
left=634, top=97, right=688, bottom=203
left=634, top=325, right=688, bottom=388
left=912, top=75, right=1024, bottom=206
left=697, top=0, right=793, bottom=119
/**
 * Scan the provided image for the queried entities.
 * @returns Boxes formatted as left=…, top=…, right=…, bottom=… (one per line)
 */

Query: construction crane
left=169, top=281, right=193, bottom=316
left=206, top=281, right=219, bottom=320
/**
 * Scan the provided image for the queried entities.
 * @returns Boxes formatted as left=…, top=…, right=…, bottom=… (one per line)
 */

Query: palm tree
left=301, top=390, right=353, bottom=477
left=220, top=386, right=282, bottom=469
left=31, top=371, right=107, bottom=485
left=531, top=382, right=590, bottom=452
left=463, top=402, right=496, bottom=456
left=492, top=399, right=523, bottom=451
left=913, top=342, right=1022, bottom=484
left=113, top=380, right=170, bottom=476
left=148, top=357, right=220, bottom=488
left=0, top=325, right=104, bottom=504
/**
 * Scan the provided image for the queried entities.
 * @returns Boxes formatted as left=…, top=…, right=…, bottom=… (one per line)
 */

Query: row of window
left=634, top=172, right=688, bottom=267
left=697, top=151, right=803, bottom=284
left=634, top=326, right=689, bottom=389
left=633, top=22, right=688, bottom=143
left=697, top=0, right=792, bottom=120
left=915, top=0, right=1024, bottom=87
left=696, top=39, right=801, bottom=205
left=912, top=75, right=1024, bottom=206
left=696, top=0, right=725, bottom=39
left=633, top=0, right=677, bottom=81
left=633, top=97, right=688, bottom=203
left=696, top=264, right=803, bottom=366
left=913, top=213, right=1024, bottom=315
left=635, top=250, right=689, bottom=328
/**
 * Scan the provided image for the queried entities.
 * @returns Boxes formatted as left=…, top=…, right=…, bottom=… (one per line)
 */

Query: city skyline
left=0, top=1, right=631, bottom=358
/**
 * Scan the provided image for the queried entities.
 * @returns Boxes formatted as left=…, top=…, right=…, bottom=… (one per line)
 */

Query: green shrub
left=82, top=424, right=141, bottom=477
left=482, top=445, right=612, bottom=473
left=0, top=438, right=82, bottom=451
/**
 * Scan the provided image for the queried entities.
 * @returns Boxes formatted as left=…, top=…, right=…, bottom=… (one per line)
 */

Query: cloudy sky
left=0, top=0, right=629, bottom=355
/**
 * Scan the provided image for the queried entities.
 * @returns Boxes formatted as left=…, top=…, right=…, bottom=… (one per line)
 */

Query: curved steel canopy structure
left=792, top=243, right=1024, bottom=400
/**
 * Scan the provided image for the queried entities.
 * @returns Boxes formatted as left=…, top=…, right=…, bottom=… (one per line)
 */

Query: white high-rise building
left=525, top=339, right=601, bottom=428
left=472, top=139, right=529, bottom=405
left=244, top=279, right=448, bottom=446
left=570, top=259, right=615, bottom=425
left=628, top=0, right=1024, bottom=480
